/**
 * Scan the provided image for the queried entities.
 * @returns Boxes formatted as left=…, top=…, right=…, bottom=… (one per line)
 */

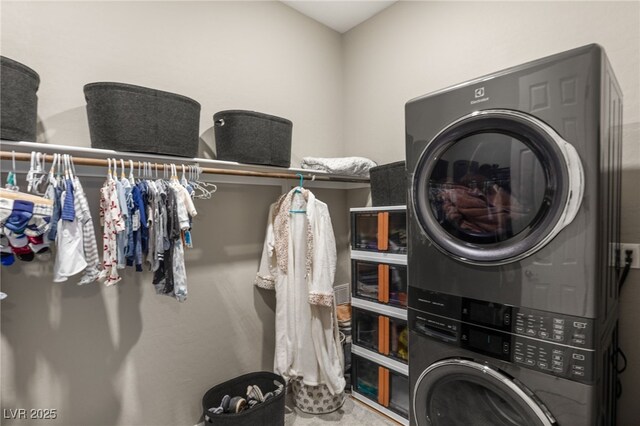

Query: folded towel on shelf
left=300, top=156, right=377, bottom=177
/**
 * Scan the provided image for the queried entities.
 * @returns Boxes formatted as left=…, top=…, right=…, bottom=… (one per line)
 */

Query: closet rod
left=0, top=151, right=366, bottom=183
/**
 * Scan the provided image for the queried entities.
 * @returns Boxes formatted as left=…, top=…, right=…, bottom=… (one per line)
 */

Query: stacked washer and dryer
left=405, top=45, right=623, bottom=425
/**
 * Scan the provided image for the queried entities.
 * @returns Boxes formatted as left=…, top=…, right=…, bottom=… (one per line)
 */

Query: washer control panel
left=512, top=337, right=592, bottom=381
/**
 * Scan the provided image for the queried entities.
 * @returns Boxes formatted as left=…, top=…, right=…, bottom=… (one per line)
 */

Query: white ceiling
left=282, top=1, right=397, bottom=33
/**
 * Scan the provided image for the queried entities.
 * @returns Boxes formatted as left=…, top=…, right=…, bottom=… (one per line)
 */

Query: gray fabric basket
left=202, top=371, right=286, bottom=426
left=84, top=82, right=201, bottom=157
left=1, top=56, right=40, bottom=142
left=213, top=110, right=292, bottom=167
left=370, top=161, right=407, bottom=206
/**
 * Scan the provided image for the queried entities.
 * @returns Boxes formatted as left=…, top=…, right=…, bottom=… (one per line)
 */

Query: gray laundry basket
left=202, top=371, right=286, bottom=426
left=213, top=110, right=292, bottom=167
left=0, top=56, right=40, bottom=142
left=84, top=82, right=201, bottom=157
left=370, top=161, right=407, bottom=206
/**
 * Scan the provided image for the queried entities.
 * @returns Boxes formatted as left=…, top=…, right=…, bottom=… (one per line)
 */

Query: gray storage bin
left=84, top=82, right=201, bottom=157
left=370, top=161, right=407, bottom=206
left=213, top=110, right=292, bottom=167
left=202, top=371, right=286, bottom=426
left=1, top=56, right=40, bottom=142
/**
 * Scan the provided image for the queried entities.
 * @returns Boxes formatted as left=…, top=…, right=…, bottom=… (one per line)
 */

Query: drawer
left=352, top=354, right=410, bottom=419
left=353, top=307, right=409, bottom=363
left=352, top=259, right=408, bottom=308
left=351, top=210, right=407, bottom=254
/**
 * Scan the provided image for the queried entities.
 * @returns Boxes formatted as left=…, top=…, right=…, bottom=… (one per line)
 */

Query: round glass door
left=413, top=359, right=556, bottom=426
left=412, top=109, right=583, bottom=265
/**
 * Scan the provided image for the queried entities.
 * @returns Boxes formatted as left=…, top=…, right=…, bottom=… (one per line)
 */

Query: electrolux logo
left=471, top=86, right=490, bottom=105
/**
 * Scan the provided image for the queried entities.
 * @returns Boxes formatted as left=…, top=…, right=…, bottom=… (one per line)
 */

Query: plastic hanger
left=107, top=158, right=113, bottom=181
left=48, top=153, right=58, bottom=185
left=129, top=160, right=135, bottom=185
left=70, top=155, right=77, bottom=178
left=181, top=164, right=191, bottom=187
left=27, top=152, right=47, bottom=195
left=1, top=151, right=52, bottom=205
left=26, top=151, right=36, bottom=192
left=5, top=151, right=18, bottom=191
left=64, top=154, right=74, bottom=181
left=289, top=173, right=306, bottom=214
left=112, top=158, right=118, bottom=181
left=191, top=165, right=217, bottom=199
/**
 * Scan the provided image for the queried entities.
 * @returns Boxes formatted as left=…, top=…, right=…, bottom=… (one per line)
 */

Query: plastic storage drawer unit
left=351, top=209, right=407, bottom=254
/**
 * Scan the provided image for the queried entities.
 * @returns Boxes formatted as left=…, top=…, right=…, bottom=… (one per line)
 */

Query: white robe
left=255, top=188, right=345, bottom=395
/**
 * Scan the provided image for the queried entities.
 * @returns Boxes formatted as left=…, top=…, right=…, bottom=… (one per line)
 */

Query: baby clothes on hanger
left=120, top=168, right=133, bottom=270
left=73, top=177, right=100, bottom=285
left=127, top=182, right=146, bottom=271
left=171, top=172, right=197, bottom=302
left=114, top=171, right=128, bottom=270
left=153, top=182, right=177, bottom=295
left=2, top=199, right=52, bottom=261
left=2, top=152, right=202, bottom=301
left=46, top=172, right=63, bottom=242
left=53, top=157, right=87, bottom=282
left=98, top=164, right=125, bottom=285
left=148, top=167, right=198, bottom=302
left=53, top=201, right=87, bottom=282
left=48, top=155, right=100, bottom=283
left=1, top=156, right=54, bottom=264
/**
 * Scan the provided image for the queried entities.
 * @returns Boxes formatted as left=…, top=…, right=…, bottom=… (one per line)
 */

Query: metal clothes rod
left=0, top=150, right=368, bottom=184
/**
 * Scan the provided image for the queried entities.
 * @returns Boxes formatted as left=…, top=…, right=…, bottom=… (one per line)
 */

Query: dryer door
left=413, top=359, right=556, bottom=426
left=412, top=109, right=583, bottom=265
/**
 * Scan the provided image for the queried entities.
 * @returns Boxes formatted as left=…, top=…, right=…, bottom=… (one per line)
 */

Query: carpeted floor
left=285, top=393, right=397, bottom=425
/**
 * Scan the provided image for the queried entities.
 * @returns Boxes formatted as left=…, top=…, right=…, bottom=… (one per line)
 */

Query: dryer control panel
left=408, top=288, right=596, bottom=384
left=513, top=308, right=593, bottom=348
left=409, top=288, right=595, bottom=348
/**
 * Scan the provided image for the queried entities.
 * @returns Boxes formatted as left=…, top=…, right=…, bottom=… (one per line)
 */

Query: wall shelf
left=0, top=140, right=371, bottom=190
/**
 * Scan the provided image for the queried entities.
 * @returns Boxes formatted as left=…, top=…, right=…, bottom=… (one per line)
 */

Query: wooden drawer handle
left=383, top=264, right=390, bottom=303
left=378, top=264, right=384, bottom=304
left=377, top=212, right=389, bottom=251
left=378, top=366, right=386, bottom=405
left=378, top=315, right=385, bottom=354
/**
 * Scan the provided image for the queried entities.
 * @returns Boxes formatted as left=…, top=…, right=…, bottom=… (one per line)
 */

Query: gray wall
left=342, top=2, right=640, bottom=424
left=0, top=0, right=345, bottom=163
left=0, top=2, right=350, bottom=425
left=2, top=1, right=639, bottom=425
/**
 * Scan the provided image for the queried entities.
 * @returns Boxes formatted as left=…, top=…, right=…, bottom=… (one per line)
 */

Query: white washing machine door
left=412, top=109, right=583, bottom=265
left=413, top=359, right=557, bottom=426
